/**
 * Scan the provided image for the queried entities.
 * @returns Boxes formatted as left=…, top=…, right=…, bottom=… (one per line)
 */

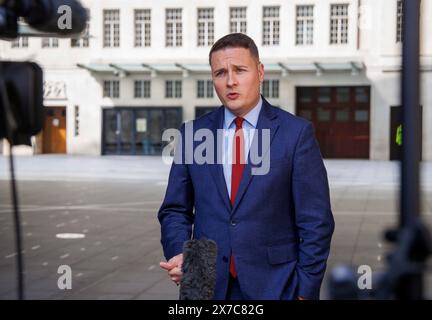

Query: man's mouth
left=227, top=93, right=239, bottom=100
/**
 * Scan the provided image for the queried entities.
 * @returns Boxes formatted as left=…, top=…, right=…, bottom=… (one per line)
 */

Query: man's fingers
left=168, top=267, right=182, bottom=277
left=160, top=258, right=182, bottom=286
left=169, top=266, right=182, bottom=285
left=159, top=261, right=174, bottom=270
left=171, top=276, right=181, bottom=285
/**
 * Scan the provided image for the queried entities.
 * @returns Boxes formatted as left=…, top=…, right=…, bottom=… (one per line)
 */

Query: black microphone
left=3, top=0, right=88, bottom=36
left=179, top=239, right=217, bottom=300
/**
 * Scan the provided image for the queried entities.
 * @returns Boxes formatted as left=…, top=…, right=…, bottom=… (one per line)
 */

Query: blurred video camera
left=0, top=0, right=88, bottom=146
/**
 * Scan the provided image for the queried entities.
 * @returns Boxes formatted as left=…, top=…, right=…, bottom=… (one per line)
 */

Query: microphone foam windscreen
left=179, top=239, right=217, bottom=300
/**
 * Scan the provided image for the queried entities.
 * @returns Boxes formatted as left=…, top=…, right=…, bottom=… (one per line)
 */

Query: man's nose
left=227, top=71, right=238, bottom=87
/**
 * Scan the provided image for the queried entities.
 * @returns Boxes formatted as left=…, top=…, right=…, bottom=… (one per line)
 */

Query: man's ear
left=258, top=62, right=265, bottom=82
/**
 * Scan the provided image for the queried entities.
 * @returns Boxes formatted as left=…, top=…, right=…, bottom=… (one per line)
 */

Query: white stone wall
left=0, top=0, right=431, bottom=159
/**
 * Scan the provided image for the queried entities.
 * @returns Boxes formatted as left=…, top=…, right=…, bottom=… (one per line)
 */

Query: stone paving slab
left=0, top=155, right=431, bottom=300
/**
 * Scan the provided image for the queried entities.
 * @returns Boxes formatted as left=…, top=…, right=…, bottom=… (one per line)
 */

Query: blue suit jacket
left=158, top=97, right=334, bottom=300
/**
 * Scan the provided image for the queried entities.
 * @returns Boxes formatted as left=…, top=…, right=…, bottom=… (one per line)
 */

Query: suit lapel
left=208, top=107, right=232, bottom=212
left=231, top=98, right=280, bottom=214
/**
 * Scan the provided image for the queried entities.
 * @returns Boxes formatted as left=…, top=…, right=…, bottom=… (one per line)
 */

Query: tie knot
left=234, top=117, right=244, bottom=129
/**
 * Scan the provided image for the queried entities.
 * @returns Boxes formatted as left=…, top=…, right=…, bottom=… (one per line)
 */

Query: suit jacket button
left=231, top=221, right=236, bottom=226
left=223, top=256, right=229, bottom=263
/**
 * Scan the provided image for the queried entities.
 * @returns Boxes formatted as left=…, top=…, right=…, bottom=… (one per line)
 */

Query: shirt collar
left=224, top=96, right=262, bottom=129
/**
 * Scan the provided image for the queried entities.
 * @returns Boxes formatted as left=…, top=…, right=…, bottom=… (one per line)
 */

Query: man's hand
left=160, top=253, right=183, bottom=286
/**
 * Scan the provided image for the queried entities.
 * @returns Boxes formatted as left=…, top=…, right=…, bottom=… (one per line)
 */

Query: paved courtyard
left=0, top=155, right=432, bottom=300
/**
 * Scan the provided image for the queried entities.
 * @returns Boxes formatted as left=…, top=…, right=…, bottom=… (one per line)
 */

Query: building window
left=206, top=80, right=214, bottom=98
left=197, top=8, right=214, bottom=46
left=103, top=80, right=120, bottom=98
left=74, top=105, right=80, bottom=137
left=71, top=21, right=90, bottom=47
left=355, top=87, right=369, bottom=103
left=166, top=8, right=182, bottom=47
left=262, top=6, right=280, bottom=46
left=135, top=9, right=151, bottom=47
left=396, top=0, right=403, bottom=43
left=330, top=4, right=349, bottom=44
left=134, top=80, right=151, bottom=98
left=230, top=7, right=247, bottom=34
left=165, top=80, right=182, bottom=98
left=103, top=9, right=120, bottom=47
left=296, top=5, right=314, bottom=45
left=197, top=80, right=214, bottom=98
left=42, top=38, right=59, bottom=48
left=11, top=19, right=28, bottom=48
left=262, top=80, right=279, bottom=98
left=318, top=87, right=331, bottom=103
left=11, top=37, right=29, bottom=48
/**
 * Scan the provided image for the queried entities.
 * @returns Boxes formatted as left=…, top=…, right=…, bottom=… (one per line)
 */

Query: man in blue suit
left=159, top=33, right=334, bottom=300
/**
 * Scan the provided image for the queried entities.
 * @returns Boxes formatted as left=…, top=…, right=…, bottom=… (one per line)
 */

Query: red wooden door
left=296, top=86, right=370, bottom=159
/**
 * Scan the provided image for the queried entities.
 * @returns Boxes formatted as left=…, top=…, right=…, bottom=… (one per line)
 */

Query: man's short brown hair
left=208, top=33, right=260, bottom=66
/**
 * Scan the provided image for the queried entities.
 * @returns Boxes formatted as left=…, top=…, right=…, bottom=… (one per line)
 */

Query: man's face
left=210, top=47, right=264, bottom=117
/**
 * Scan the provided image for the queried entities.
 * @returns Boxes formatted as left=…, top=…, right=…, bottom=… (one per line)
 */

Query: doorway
left=42, top=106, right=67, bottom=153
left=102, top=107, right=182, bottom=155
left=296, top=86, right=370, bottom=159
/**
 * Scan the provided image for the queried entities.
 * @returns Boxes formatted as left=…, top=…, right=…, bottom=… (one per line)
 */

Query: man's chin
left=224, top=101, right=244, bottom=114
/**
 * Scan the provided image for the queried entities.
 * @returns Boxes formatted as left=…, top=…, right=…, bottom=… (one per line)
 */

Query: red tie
left=229, top=117, right=245, bottom=278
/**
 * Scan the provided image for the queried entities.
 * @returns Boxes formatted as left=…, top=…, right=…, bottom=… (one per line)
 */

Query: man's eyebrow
left=213, top=67, right=226, bottom=74
left=233, top=64, right=248, bottom=68
left=213, top=65, right=248, bottom=73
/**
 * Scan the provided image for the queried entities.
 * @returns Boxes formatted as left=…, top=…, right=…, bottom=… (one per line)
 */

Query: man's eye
left=215, top=71, right=225, bottom=77
left=236, top=69, right=245, bottom=73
